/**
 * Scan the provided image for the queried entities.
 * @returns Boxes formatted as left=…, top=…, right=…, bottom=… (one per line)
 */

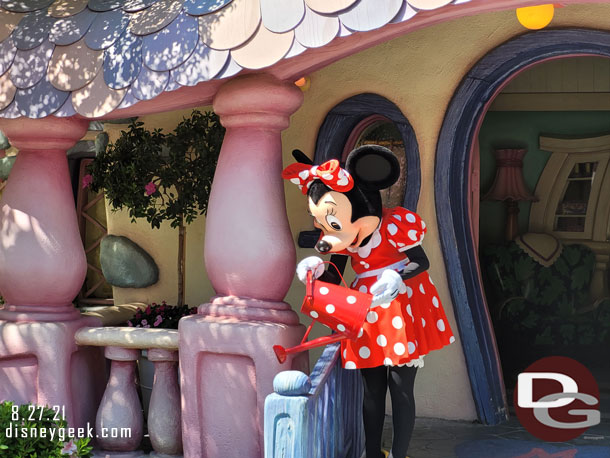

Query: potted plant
left=127, top=301, right=198, bottom=415
left=84, top=110, right=225, bottom=307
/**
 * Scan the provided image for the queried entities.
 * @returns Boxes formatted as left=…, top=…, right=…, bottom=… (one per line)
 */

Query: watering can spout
left=273, top=345, right=287, bottom=364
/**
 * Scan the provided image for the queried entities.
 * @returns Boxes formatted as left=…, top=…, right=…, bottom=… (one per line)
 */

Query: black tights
left=361, top=365, right=418, bottom=458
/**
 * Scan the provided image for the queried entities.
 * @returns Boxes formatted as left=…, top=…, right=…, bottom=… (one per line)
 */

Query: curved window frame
left=314, top=93, right=421, bottom=211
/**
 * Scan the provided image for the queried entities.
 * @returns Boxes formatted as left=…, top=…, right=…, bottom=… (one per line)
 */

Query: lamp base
left=505, top=199, right=519, bottom=241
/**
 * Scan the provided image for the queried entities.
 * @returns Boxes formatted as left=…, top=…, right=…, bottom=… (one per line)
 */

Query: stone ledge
left=75, top=326, right=179, bottom=350
left=81, top=303, right=147, bottom=326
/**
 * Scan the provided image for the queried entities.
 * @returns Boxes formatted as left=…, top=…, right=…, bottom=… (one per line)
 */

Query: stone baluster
left=96, top=346, right=143, bottom=455
left=0, top=117, right=105, bottom=428
left=148, top=348, right=182, bottom=457
left=180, top=74, right=308, bottom=458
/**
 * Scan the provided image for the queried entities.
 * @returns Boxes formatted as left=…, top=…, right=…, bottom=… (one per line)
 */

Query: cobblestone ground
left=382, top=415, right=610, bottom=458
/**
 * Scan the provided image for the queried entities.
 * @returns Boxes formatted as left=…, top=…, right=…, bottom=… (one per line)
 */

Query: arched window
left=314, top=93, right=420, bottom=211
left=342, top=114, right=407, bottom=209
left=299, top=94, right=420, bottom=248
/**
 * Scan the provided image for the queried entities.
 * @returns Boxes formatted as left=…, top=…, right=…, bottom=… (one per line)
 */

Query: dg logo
left=514, top=356, right=600, bottom=441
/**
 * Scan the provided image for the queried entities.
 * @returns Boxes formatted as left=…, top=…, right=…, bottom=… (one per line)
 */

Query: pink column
left=180, top=74, right=308, bottom=458
left=0, top=117, right=105, bottom=428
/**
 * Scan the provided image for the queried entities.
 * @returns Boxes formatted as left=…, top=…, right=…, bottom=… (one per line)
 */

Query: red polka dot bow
left=282, top=159, right=354, bottom=194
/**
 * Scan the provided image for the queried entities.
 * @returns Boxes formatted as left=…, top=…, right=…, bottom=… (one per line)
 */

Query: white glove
left=296, top=256, right=325, bottom=284
left=370, top=269, right=403, bottom=308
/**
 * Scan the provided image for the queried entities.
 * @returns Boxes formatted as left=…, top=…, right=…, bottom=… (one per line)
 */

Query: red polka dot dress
left=339, top=207, right=455, bottom=369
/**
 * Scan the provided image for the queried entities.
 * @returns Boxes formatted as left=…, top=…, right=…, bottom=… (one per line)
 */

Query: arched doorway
left=436, top=28, right=610, bottom=425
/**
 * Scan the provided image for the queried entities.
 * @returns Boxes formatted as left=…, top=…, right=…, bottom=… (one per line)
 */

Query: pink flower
left=141, top=319, right=148, bottom=327
left=145, top=305, right=151, bottom=314
left=127, top=321, right=133, bottom=327
left=82, top=174, right=93, bottom=189
left=154, top=315, right=163, bottom=327
left=61, top=440, right=77, bottom=455
left=145, top=181, right=157, bottom=196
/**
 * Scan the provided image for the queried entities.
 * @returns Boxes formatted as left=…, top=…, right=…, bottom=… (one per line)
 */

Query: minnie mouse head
left=283, top=145, right=400, bottom=253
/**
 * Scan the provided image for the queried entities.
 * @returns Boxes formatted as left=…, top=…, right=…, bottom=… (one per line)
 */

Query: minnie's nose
left=316, top=240, right=332, bottom=253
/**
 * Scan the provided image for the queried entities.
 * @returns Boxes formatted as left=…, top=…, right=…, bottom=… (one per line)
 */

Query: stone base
left=149, top=452, right=184, bottom=458
left=179, top=300, right=307, bottom=458
left=92, top=451, right=148, bottom=458
left=0, top=315, right=106, bottom=428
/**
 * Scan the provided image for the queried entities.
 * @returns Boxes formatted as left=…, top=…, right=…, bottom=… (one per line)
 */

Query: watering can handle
left=306, top=270, right=314, bottom=298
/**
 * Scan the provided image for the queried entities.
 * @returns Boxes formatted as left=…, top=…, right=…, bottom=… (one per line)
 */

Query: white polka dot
left=392, top=316, right=403, bottom=329
left=449, top=336, right=455, bottom=343
left=406, top=304, right=413, bottom=321
left=380, top=300, right=391, bottom=309
left=359, top=346, right=371, bottom=359
left=377, top=335, right=387, bottom=347
left=387, top=223, right=398, bottom=236
left=346, top=296, right=356, bottom=304
left=343, top=349, right=347, bottom=358
left=358, top=328, right=364, bottom=338
left=406, top=286, right=413, bottom=298
left=290, top=178, right=301, bottom=185
left=359, top=285, right=368, bottom=293
left=345, top=361, right=357, bottom=369
left=337, top=324, right=346, bottom=332
left=389, top=239, right=397, bottom=247
left=422, top=221, right=426, bottom=229
left=406, top=213, right=416, bottom=223
left=429, top=276, right=435, bottom=285
left=394, top=343, right=406, bottom=355
left=366, top=311, right=378, bottom=324
left=397, top=242, right=405, bottom=247
left=322, top=173, right=333, bottom=180
left=298, top=170, right=310, bottom=180
left=437, top=319, right=446, bottom=332
left=419, top=283, right=425, bottom=295
left=421, top=318, right=426, bottom=327
left=310, top=311, right=319, bottom=318
left=319, top=287, right=329, bottom=295
left=432, top=296, right=439, bottom=308
left=384, top=358, right=394, bottom=366
left=407, top=341, right=416, bottom=354
left=326, top=304, right=335, bottom=314
left=408, top=230, right=419, bottom=241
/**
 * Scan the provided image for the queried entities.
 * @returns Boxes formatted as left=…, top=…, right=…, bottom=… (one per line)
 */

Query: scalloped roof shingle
left=0, top=0, right=469, bottom=119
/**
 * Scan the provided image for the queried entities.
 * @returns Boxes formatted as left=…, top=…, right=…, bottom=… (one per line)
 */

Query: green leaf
left=571, top=265, right=592, bottom=290
left=514, top=256, right=535, bottom=282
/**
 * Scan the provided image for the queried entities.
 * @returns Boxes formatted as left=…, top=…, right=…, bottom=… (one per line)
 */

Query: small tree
left=85, top=110, right=225, bottom=306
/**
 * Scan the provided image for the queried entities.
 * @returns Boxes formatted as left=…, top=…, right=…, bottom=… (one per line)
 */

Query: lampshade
left=483, top=148, right=537, bottom=202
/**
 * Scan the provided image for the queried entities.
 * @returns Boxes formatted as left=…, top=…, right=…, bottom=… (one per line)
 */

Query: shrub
left=0, top=401, right=92, bottom=457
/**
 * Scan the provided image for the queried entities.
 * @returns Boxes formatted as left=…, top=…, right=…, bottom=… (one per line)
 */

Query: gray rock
left=100, top=235, right=159, bottom=288
left=0, top=130, right=9, bottom=150
left=0, top=156, right=16, bottom=180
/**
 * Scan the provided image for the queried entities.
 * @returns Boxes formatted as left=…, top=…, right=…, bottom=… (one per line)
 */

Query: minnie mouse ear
left=345, top=145, right=400, bottom=190
left=292, top=149, right=314, bottom=165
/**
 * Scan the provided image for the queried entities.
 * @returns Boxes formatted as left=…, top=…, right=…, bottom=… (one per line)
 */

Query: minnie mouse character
left=282, top=145, right=455, bottom=458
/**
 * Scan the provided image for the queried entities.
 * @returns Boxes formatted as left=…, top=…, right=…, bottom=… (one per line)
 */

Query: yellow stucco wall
left=104, top=4, right=610, bottom=420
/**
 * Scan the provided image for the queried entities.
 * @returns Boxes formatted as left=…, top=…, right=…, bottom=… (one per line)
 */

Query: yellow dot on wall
left=516, top=4, right=555, bottom=30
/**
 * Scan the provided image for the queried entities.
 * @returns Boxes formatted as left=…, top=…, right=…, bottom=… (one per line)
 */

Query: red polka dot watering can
left=273, top=264, right=372, bottom=364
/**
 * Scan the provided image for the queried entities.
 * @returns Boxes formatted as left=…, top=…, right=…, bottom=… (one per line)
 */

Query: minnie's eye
left=326, top=215, right=342, bottom=231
